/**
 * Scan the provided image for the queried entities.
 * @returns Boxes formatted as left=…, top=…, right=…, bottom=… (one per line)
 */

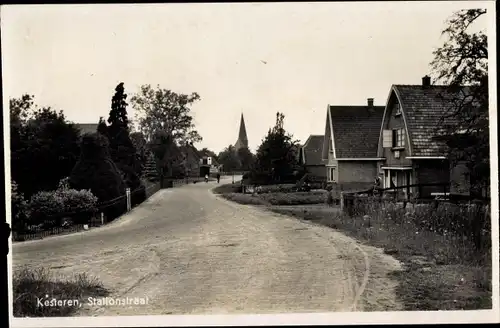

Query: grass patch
left=270, top=204, right=492, bottom=311
left=212, top=183, right=242, bottom=194
left=13, top=266, right=109, bottom=317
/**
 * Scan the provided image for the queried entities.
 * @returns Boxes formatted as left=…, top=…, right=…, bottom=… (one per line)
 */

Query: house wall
left=338, top=161, right=377, bottom=191
left=306, top=165, right=326, bottom=178
left=381, top=96, right=412, bottom=166
left=415, top=159, right=450, bottom=196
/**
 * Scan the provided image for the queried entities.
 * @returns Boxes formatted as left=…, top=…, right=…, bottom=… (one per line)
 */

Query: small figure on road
left=205, top=174, right=209, bottom=183
left=216, top=173, right=220, bottom=183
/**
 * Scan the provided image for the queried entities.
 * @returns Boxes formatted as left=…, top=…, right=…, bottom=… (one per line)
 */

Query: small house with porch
left=376, top=75, right=463, bottom=198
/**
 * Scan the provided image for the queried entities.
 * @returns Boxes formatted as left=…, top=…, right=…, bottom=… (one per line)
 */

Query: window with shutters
left=395, top=128, right=404, bottom=147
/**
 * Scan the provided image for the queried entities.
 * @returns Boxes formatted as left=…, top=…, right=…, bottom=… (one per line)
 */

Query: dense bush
left=27, top=186, right=98, bottom=227
left=259, top=191, right=327, bottom=205
left=27, top=191, right=65, bottom=227
left=11, top=180, right=29, bottom=232
left=254, top=184, right=296, bottom=194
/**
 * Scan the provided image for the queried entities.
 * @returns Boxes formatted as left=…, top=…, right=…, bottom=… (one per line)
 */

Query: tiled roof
left=329, top=105, right=385, bottom=158
left=74, top=123, right=99, bottom=135
left=302, top=135, right=325, bottom=166
left=393, top=85, right=465, bottom=157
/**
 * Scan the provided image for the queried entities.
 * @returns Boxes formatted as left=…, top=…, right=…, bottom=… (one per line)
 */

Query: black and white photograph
left=2, top=1, right=498, bottom=326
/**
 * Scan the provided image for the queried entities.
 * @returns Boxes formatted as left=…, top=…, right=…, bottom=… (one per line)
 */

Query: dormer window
left=394, top=103, right=402, bottom=116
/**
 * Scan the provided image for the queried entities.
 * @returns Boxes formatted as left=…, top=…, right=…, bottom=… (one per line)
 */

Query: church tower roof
left=234, top=113, right=248, bottom=151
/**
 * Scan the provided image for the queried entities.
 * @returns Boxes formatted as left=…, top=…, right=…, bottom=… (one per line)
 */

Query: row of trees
left=10, top=82, right=204, bottom=231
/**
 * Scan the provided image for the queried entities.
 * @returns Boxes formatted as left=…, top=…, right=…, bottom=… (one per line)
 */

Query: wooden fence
left=340, top=182, right=490, bottom=214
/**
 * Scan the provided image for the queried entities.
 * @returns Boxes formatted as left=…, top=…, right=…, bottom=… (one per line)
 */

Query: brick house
left=322, top=98, right=385, bottom=191
left=298, top=135, right=326, bottom=178
left=376, top=75, right=464, bottom=198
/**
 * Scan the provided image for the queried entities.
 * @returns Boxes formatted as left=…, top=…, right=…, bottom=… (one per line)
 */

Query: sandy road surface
left=12, top=177, right=403, bottom=315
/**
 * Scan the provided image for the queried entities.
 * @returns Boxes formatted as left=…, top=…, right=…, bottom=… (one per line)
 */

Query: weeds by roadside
left=13, top=266, right=109, bottom=317
left=270, top=200, right=492, bottom=311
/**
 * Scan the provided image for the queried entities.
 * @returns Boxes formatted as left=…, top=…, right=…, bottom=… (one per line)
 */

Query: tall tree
left=236, top=147, right=255, bottom=171
left=150, top=130, right=184, bottom=184
left=102, top=83, right=142, bottom=189
left=254, top=112, right=300, bottom=182
left=108, top=82, right=129, bottom=130
left=10, top=95, right=81, bottom=197
left=130, top=85, right=202, bottom=177
left=69, top=133, right=127, bottom=220
left=130, top=131, right=148, bottom=175
left=218, top=145, right=241, bottom=172
left=430, top=9, right=489, bottom=198
left=130, top=85, right=202, bottom=145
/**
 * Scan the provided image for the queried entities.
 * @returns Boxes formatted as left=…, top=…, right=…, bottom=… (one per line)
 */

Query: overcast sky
left=1, top=1, right=492, bottom=153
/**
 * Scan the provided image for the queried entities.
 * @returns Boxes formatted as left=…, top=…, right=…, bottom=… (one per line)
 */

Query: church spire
left=234, top=113, right=248, bottom=151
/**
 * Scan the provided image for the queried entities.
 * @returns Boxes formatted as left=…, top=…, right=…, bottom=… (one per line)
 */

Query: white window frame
left=393, top=128, right=405, bottom=148
left=327, top=166, right=337, bottom=182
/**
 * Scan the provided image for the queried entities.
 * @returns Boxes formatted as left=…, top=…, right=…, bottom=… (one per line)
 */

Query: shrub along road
left=12, top=177, right=403, bottom=315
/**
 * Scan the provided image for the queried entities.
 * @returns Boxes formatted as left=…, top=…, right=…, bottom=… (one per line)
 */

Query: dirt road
left=12, top=177, right=403, bottom=315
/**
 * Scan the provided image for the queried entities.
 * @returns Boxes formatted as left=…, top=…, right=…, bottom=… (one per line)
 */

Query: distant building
left=299, top=135, right=326, bottom=178
left=234, top=113, right=249, bottom=151
left=198, top=149, right=222, bottom=176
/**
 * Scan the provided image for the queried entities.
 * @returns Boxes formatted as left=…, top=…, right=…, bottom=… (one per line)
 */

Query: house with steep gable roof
left=299, top=135, right=326, bottom=178
left=376, top=75, right=468, bottom=198
left=322, top=98, right=385, bottom=191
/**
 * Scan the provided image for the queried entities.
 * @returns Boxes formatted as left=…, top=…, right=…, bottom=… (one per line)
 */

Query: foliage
left=149, top=130, right=184, bottom=180
left=108, top=82, right=130, bottom=130
left=218, top=145, right=241, bottom=172
left=130, top=131, right=149, bottom=174
left=130, top=84, right=202, bottom=145
left=131, top=85, right=202, bottom=178
left=237, top=147, right=255, bottom=171
left=253, top=112, right=300, bottom=183
left=11, top=180, right=29, bottom=233
left=26, top=181, right=98, bottom=227
left=258, top=191, right=327, bottom=205
left=200, top=147, right=219, bottom=161
left=10, top=95, right=81, bottom=198
left=430, top=9, right=489, bottom=198
left=97, top=83, right=142, bottom=190
left=69, top=133, right=127, bottom=219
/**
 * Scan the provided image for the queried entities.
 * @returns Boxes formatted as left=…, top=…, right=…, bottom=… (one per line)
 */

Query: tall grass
left=271, top=196, right=492, bottom=310
left=13, top=267, right=108, bottom=317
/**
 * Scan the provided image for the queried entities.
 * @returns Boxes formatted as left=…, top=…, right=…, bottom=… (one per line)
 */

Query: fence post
left=340, top=192, right=344, bottom=212
left=126, top=188, right=131, bottom=212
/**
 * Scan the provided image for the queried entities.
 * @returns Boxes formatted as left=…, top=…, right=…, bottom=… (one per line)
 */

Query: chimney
left=422, top=75, right=431, bottom=87
left=367, top=98, right=374, bottom=107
